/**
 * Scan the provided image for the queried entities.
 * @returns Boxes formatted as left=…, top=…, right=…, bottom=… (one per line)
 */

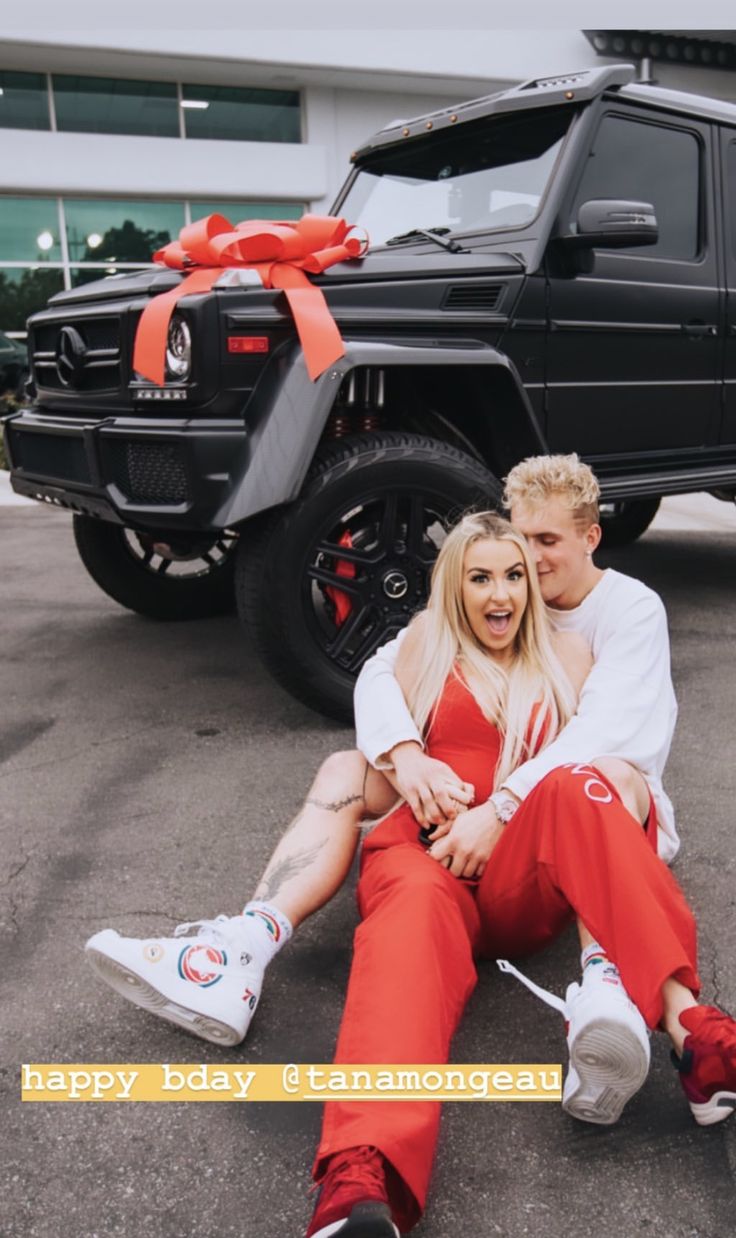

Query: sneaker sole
left=310, top=1216, right=399, bottom=1238
left=85, top=946, right=244, bottom=1047
left=688, top=1090, right=736, bottom=1126
left=564, top=1016, right=650, bottom=1125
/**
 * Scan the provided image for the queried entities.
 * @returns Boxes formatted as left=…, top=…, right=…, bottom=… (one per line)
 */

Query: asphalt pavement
left=2, top=486, right=736, bottom=1238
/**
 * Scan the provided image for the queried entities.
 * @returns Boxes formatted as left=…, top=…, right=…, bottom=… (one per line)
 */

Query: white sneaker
left=85, top=916, right=264, bottom=1046
left=497, top=959, right=650, bottom=1125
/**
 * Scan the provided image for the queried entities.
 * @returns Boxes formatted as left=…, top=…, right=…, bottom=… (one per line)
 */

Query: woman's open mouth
left=485, top=610, right=512, bottom=636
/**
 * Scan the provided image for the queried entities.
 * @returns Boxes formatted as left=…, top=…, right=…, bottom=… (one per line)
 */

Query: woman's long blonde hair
left=405, top=511, right=577, bottom=790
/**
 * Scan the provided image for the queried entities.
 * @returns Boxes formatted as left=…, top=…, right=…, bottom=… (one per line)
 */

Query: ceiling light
left=181, top=99, right=209, bottom=110
left=36, top=230, right=54, bottom=251
left=86, top=232, right=103, bottom=249
left=0, top=88, right=4, bottom=97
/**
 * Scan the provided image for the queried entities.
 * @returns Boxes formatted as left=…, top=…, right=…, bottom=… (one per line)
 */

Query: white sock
left=581, top=941, right=622, bottom=987
left=241, top=901, right=293, bottom=967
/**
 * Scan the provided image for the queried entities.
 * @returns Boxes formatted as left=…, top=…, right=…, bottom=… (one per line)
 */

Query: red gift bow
left=132, top=214, right=368, bottom=387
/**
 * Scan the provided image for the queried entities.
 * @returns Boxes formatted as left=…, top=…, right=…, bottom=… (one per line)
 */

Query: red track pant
left=313, top=765, right=700, bottom=1232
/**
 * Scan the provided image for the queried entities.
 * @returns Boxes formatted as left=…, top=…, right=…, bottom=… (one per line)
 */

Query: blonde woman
left=303, top=512, right=723, bottom=1238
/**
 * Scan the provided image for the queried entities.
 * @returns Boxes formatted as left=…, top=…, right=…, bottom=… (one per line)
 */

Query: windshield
left=340, top=107, right=572, bottom=247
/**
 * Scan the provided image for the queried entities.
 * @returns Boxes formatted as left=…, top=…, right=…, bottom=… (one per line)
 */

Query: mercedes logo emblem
left=383, top=570, right=409, bottom=600
left=55, top=325, right=87, bottom=387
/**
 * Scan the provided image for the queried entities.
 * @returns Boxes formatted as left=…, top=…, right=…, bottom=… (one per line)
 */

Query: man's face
left=509, top=497, right=601, bottom=609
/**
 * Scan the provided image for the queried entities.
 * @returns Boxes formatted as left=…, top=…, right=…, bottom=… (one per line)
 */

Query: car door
left=719, top=126, right=736, bottom=445
left=544, top=105, right=721, bottom=462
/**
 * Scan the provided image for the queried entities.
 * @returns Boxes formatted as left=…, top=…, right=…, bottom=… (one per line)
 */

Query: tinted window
left=573, top=114, right=700, bottom=259
left=0, top=70, right=50, bottom=129
left=728, top=140, right=736, bottom=259
left=0, top=197, right=62, bottom=262
left=64, top=200, right=185, bottom=263
left=181, top=84, right=300, bottom=143
left=53, top=75, right=179, bottom=137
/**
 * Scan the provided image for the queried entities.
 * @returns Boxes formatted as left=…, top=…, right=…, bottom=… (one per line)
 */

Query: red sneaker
left=306, top=1146, right=399, bottom=1237
left=674, top=1005, right=736, bottom=1126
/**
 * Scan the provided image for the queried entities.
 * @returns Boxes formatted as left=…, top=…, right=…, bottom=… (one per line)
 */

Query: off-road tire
left=73, top=515, right=236, bottom=620
left=599, top=498, right=661, bottom=548
left=236, top=431, right=501, bottom=721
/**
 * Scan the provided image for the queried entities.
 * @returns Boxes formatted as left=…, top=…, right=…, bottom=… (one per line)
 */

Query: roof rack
left=353, top=63, right=635, bottom=160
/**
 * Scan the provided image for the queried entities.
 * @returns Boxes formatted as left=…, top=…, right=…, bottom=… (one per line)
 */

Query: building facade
left=0, top=27, right=734, bottom=333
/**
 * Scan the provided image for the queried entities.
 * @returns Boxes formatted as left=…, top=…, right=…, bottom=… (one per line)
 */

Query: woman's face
left=461, top=536, right=529, bottom=662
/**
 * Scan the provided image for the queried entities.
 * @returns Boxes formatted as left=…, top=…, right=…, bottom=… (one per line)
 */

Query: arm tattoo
left=305, top=792, right=364, bottom=813
left=255, top=839, right=328, bottom=902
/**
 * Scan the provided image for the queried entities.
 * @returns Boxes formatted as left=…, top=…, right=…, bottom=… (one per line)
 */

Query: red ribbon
left=132, top=214, right=368, bottom=387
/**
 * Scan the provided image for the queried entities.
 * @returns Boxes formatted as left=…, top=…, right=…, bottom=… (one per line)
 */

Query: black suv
left=5, top=64, right=736, bottom=718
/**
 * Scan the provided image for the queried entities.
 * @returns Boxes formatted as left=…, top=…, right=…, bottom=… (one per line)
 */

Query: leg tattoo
left=305, top=792, right=365, bottom=813
left=255, top=839, right=329, bottom=903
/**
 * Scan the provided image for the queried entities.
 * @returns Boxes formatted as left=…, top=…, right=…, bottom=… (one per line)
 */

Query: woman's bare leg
left=251, top=750, right=397, bottom=927
left=661, top=978, right=698, bottom=1053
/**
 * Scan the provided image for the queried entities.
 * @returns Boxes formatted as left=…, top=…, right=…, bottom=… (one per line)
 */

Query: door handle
left=683, top=321, right=717, bottom=337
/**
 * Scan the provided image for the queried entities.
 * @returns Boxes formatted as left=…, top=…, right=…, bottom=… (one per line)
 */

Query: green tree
left=82, top=220, right=172, bottom=263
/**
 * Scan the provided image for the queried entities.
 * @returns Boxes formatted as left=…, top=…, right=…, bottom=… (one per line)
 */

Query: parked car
left=5, top=63, right=736, bottom=718
left=0, top=330, right=29, bottom=403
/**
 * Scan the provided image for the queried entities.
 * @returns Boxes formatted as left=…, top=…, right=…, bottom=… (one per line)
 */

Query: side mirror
left=565, top=199, right=658, bottom=249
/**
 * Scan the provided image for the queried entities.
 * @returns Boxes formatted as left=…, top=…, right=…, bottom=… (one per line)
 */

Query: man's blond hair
left=503, top=453, right=600, bottom=527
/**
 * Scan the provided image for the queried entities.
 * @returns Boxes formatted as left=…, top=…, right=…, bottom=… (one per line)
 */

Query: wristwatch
left=488, top=792, right=518, bottom=825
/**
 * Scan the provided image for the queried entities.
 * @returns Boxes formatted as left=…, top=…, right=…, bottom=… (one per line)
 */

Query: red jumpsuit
left=314, top=673, right=700, bottom=1231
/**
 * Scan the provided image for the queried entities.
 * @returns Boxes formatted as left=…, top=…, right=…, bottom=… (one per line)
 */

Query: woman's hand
left=426, top=801, right=504, bottom=880
left=388, top=741, right=474, bottom=828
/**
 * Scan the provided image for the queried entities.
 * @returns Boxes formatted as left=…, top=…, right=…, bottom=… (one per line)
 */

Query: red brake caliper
left=324, top=529, right=355, bottom=627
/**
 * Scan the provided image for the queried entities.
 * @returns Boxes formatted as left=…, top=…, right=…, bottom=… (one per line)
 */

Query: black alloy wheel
left=236, top=432, right=501, bottom=721
left=599, top=498, right=661, bottom=549
left=73, top=515, right=237, bottom=620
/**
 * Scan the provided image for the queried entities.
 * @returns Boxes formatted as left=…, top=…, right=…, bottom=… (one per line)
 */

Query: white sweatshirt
left=353, top=568, right=679, bottom=863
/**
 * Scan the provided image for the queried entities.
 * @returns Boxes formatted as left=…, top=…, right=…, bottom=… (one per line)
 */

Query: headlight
left=165, top=315, right=192, bottom=381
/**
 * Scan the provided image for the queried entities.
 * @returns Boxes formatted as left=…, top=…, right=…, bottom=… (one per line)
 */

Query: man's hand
left=426, top=800, right=505, bottom=880
left=388, top=742, right=475, bottom=828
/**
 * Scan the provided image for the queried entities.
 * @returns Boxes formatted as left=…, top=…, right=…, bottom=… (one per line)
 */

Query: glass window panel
left=728, top=141, right=736, bottom=259
left=53, top=75, right=178, bottom=137
left=573, top=115, right=700, bottom=260
left=63, top=199, right=185, bottom=263
left=190, top=201, right=303, bottom=223
left=0, top=197, right=62, bottom=262
left=70, top=267, right=149, bottom=287
left=0, top=70, right=50, bottom=130
left=182, top=84, right=300, bottom=143
left=0, top=267, right=65, bottom=332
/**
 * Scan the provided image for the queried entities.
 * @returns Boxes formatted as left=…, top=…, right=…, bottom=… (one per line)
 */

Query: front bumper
left=4, top=408, right=249, bottom=532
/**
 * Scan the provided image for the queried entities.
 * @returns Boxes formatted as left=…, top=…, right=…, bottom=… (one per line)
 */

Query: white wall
left=0, top=129, right=327, bottom=201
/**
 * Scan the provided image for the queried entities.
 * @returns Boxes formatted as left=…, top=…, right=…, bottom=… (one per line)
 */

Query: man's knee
left=591, top=757, right=649, bottom=824
left=311, top=749, right=367, bottom=799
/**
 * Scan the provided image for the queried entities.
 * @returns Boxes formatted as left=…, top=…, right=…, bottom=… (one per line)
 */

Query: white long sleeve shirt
left=353, top=569, right=679, bottom=862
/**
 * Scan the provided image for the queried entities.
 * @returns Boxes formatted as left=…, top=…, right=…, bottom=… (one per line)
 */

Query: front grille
left=32, top=317, right=121, bottom=393
left=104, top=440, right=190, bottom=504
left=9, top=429, right=91, bottom=485
left=442, top=284, right=504, bottom=312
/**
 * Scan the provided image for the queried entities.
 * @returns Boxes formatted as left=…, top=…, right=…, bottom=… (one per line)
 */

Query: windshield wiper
left=385, top=227, right=467, bottom=253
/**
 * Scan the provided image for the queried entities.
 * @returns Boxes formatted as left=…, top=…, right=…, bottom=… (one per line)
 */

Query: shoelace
left=688, top=1008, right=736, bottom=1059
left=171, top=915, right=244, bottom=975
left=311, top=1146, right=386, bottom=1203
left=497, top=959, right=569, bottom=1016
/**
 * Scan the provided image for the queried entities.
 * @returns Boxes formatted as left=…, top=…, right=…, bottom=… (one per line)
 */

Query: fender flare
left=214, top=338, right=546, bottom=527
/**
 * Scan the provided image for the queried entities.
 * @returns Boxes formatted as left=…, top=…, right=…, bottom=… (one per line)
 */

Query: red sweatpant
left=313, top=764, right=699, bottom=1232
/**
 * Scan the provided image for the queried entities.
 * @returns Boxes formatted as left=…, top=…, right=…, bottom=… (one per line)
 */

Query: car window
left=727, top=139, right=736, bottom=260
left=573, top=113, right=701, bottom=260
